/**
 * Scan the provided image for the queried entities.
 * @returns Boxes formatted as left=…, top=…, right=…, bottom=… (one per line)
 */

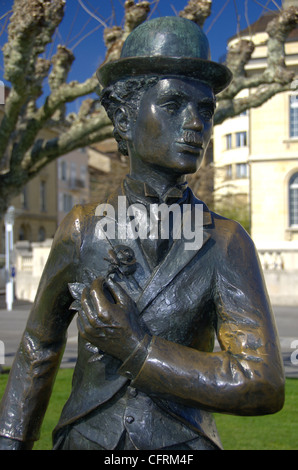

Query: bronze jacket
left=0, top=186, right=285, bottom=449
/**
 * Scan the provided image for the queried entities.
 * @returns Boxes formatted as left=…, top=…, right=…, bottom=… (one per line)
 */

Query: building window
left=40, top=181, right=46, bottom=212
left=290, top=95, right=298, bottom=138
left=60, top=161, right=67, bottom=181
left=226, top=164, right=232, bottom=180
left=80, top=165, right=87, bottom=187
left=70, top=162, right=76, bottom=187
left=18, top=225, right=26, bottom=241
left=289, top=173, right=298, bottom=226
left=236, top=131, right=247, bottom=147
left=38, top=226, right=46, bottom=242
left=63, top=193, right=73, bottom=213
left=18, top=224, right=31, bottom=241
left=21, top=187, right=28, bottom=210
left=236, top=163, right=248, bottom=179
left=226, top=134, right=232, bottom=150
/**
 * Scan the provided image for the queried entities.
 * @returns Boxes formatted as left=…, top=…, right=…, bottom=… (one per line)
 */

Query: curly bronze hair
left=99, top=76, right=159, bottom=156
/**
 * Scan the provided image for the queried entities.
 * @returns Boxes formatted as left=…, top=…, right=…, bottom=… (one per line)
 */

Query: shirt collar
left=124, top=176, right=189, bottom=206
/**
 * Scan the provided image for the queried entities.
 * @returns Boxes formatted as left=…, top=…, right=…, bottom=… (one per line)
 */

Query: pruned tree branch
left=0, top=0, right=65, bottom=168
left=25, top=111, right=113, bottom=176
left=217, top=4, right=298, bottom=120
left=179, top=0, right=212, bottom=27
left=215, top=82, right=290, bottom=125
left=103, top=0, right=151, bottom=63
left=265, top=5, right=298, bottom=82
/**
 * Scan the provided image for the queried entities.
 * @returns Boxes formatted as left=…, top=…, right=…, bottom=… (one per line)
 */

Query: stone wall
left=14, top=239, right=52, bottom=302
left=258, top=242, right=298, bottom=305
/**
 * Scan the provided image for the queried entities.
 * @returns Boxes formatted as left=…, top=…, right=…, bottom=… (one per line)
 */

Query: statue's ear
left=114, top=106, right=132, bottom=141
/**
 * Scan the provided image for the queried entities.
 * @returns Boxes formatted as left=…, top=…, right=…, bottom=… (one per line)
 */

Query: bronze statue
left=0, top=17, right=285, bottom=451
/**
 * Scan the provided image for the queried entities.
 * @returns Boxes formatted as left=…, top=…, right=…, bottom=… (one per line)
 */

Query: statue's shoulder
left=209, top=209, right=256, bottom=259
left=54, top=201, right=104, bottom=246
left=187, top=190, right=250, bottom=241
left=190, top=190, right=253, bottom=249
left=58, top=187, right=123, bottom=239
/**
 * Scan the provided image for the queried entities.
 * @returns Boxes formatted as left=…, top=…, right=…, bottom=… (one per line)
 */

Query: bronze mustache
left=179, top=131, right=203, bottom=147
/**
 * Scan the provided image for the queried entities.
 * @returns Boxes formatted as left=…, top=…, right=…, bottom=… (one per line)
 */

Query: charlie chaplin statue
left=0, top=17, right=285, bottom=450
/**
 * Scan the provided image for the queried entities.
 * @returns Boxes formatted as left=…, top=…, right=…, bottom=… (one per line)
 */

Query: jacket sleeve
left=119, top=221, right=285, bottom=416
left=0, top=206, right=83, bottom=447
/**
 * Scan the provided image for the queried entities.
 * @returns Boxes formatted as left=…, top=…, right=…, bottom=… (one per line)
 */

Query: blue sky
left=0, top=0, right=283, bottom=111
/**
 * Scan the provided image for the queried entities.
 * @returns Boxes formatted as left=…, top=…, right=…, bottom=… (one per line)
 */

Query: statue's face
left=129, top=77, right=215, bottom=175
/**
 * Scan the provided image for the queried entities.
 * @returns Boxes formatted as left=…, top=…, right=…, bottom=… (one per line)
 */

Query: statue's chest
left=140, top=271, right=214, bottom=348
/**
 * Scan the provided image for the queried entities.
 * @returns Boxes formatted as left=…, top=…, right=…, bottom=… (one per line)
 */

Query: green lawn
left=215, top=378, right=298, bottom=450
left=0, top=369, right=297, bottom=450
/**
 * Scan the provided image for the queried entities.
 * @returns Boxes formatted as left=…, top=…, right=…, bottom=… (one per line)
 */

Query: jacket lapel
left=136, top=197, right=212, bottom=313
left=97, top=186, right=213, bottom=311
left=95, top=187, right=152, bottom=301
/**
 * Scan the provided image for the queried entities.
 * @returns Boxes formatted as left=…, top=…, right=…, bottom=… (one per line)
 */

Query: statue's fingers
left=78, top=296, right=106, bottom=335
left=77, top=314, right=105, bottom=340
left=105, top=277, right=132, bottom=306
left=89, top=277, right=114, bottom=318
left=81, top=287, right=106, bottom=326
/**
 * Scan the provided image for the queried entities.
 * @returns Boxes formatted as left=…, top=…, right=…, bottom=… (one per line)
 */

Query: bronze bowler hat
left=97, top=16, right=232, bottom=94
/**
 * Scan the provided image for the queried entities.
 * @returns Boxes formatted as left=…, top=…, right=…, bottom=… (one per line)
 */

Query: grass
left=0, top=369, right=297, bottom=450
left=0, top=367, right=73, bottom=450
left=214, top=378, right=298, bottom=450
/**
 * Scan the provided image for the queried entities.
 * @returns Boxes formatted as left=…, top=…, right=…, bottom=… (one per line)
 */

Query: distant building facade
left=0, top=127, right=58, bottom=254
left=57, top=148, right=90, bottom=226
left=213, top=3, right=298, bottom=304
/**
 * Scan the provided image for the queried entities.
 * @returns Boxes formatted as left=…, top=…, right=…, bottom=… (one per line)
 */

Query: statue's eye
left=160, top=100, right=180, bottom=114
left=199, top=107, right=214, bottom=121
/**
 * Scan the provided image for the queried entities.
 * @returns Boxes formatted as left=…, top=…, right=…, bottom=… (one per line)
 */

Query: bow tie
left=124, top=176, right=189, bottom=206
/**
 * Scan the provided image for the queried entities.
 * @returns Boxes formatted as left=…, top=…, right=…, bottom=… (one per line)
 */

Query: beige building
left=0, top=145, right=91, bottom=254
left=0, top=127, right=59, bottom=254
left=0, top=93, right=90, bottom=253
left=213, top=90, right=250, bottom=225
left=57, top=148, right=90, bottom=226
left=213, top=2, right=298, bottom=305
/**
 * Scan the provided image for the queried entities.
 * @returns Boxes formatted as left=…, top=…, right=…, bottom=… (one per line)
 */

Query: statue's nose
left=183, top=104, right=204, bottom=131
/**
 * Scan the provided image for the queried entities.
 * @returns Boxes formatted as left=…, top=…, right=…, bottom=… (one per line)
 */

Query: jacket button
left=126, top=415, right=135, bottom=424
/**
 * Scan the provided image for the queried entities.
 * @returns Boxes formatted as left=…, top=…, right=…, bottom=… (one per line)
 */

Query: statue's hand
left=78, top=276, right=145, bottom=362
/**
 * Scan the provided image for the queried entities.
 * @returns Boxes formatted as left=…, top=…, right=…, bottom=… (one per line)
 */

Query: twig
left=249, top=0, right=274, bottom=36
left=251, top=0, right=279, bottom=13
left=0, top=10, right=12, bottom=38
left=170, top=4, right=178, bottom=16
left=244, top=0, right=252, bottom=37
left=71, top=23, right=103, bottom=51
left=206, top=0, right=231, bottom=34
left=148, top=0, right=161, bottom=20
left=271, top=0, right=282, bottom=11
left=110, top=0, right=117, bottom=26
left=233, top=0, right=241, bottom=37
left=68, top=14, right=93, bottom=46
left=0, top=9, right=12, bottom=22
left=65, top=2, right=80, bottom=46
left=77, top=0, right=108, bottom=28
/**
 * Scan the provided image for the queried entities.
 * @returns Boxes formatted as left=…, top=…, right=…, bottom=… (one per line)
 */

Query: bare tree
left=215, top=3, right=298, bottom=124
left=0, top=0, right=297, bottom=217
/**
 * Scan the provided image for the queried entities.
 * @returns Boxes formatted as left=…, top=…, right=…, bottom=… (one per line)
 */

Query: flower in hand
left=76, top=276, right=145, bottom=363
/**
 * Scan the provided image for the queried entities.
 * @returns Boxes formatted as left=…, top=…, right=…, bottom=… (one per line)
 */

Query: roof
left=229, top=11, right=298, bottom=42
